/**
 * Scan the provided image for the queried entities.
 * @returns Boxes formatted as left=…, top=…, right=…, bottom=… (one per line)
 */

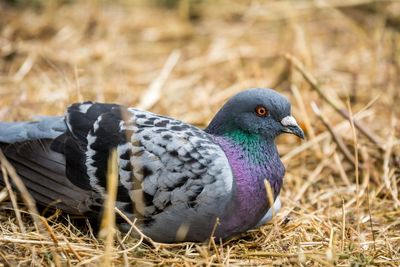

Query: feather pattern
left=0, top=102, right=234, bottom=241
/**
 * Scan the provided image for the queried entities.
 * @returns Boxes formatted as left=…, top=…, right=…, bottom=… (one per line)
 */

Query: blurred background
left=0, top=0, right=399, bottom=265
left=1, top=0, right=399, bottom=123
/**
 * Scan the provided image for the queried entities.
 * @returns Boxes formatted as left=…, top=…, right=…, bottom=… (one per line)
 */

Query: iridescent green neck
left=222, top=129, right=274, bottom=163
left=223, top=129, right=263, bottom=145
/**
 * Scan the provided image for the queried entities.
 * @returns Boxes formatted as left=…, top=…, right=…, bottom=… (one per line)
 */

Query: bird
left=0, top=88, right=304, bottom=243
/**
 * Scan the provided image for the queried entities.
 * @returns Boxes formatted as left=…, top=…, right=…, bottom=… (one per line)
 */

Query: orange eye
left=255, top=106, right=268, bottom=117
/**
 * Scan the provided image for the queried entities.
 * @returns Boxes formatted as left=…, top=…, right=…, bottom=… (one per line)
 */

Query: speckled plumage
left=0, top=88, right=304, bottom=242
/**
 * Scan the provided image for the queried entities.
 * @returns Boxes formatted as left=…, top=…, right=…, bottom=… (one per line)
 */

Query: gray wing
left=0, top=102, right=234, bottom=242
left=71, top=104, right=234, bottom=242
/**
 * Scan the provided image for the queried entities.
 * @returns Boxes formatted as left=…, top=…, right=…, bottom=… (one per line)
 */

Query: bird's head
left=206, top=88, right=304, bottom=140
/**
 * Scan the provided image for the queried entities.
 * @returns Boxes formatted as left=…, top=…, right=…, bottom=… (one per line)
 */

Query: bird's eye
left=255, top=106, right=268, bottom=117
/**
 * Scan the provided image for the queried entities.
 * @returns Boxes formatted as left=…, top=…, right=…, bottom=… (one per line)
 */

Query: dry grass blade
left=98, top=149, right=119, bottom=266
left=346, top=100, right=361, bottom=247
left=264, top=179, right=275, bottom=219
left=0, top=187, right=8, bottom=203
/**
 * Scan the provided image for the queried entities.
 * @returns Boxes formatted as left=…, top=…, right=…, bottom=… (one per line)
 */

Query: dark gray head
left=206, top=88, right=304, bottom=140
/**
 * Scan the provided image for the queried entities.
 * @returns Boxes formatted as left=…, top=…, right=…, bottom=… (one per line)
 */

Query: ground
left=0, top=0, right=399, bottom=266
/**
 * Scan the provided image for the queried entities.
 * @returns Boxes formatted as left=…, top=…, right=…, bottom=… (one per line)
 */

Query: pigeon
left=0, top=88, right=304, bottom=243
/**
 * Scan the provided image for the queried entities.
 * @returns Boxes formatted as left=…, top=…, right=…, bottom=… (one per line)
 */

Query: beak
left=280, top=116, right=305, bottom=139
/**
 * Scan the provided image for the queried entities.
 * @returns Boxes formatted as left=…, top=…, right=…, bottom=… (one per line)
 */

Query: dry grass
left=0, top=0, right=400, bottom=266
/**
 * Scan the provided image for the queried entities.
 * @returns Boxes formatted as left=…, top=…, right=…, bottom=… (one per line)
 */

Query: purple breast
left=212, top=136, right=285, bottom=239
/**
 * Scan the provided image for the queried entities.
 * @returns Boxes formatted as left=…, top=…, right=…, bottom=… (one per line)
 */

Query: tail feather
left=0, top=116, right=66, bottom=143
left=0, top=139, right=102, bottom=215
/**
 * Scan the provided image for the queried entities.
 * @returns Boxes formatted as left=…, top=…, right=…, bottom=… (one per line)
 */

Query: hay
left=0, top=0, right=399, bottom=265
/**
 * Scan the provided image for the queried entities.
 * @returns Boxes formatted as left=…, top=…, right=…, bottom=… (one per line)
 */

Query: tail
left=0, top=116, right=66, bottom=143
left=0, top=139, right=102, bottom=215
left=0, top=116, right=102, bottom=215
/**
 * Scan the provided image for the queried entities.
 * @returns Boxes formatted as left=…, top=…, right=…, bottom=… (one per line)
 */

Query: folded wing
left=0, top=102, right=234, bottom=241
